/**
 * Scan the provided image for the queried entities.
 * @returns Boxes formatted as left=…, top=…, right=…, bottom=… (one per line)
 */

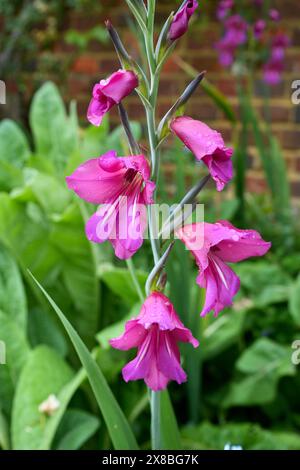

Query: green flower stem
left=150, top=390, right=161, bottom=450
left=126, top=258, right=144, bottom=304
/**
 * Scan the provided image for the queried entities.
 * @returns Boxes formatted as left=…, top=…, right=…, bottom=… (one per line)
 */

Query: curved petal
left=157, top=333, right=187, bottom=385
left=213, top=220, right=271, bottom=262
left=66, top=151, right=126, bottom=204
left=170, top=117, right=233, bottom=190
left=100, top=70, right=138, bottom=103
left=110, top=319, right=146, bottom=351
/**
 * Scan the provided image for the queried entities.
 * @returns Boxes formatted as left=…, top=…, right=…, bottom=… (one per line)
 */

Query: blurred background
left=1, top=0, right=300, bottom=451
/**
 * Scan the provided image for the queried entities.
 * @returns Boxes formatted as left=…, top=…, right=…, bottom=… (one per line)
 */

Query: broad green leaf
left=12, top=345, right=73, bottom=450
left=182, top=421, right=300, bottom=450
left=0, top=311, right=30, bottom=414
left=39, top=365, right=87, bottom=450
left=28, top=308, right=68, bottom=358
left=0, top=409, right=10, bottom=450
left=202, top=309, right=247, bottom=361
left=0, top=119, right=30, bottom=168
left=0, top=246, right=27, bottom=328
left=223, top=338, right=295, bottom=407
left=0, top=193, right=61, bottom=282
left=99, top=265, right=147, bottom=306
left=289, top=274, right=300, bottom=326
left=30, top=82, right=78, bottom=171
left=51, top=204, right=100, bottom=345
left=160, top=391, right=181, bottom=450
left=29, top=272, right=139, bottom=450
left=53, top=409, right=100, bottom=450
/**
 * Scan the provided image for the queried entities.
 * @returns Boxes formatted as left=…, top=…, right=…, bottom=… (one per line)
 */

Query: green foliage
left=0, top=82, right=300, bottom=450
left=12, top=346, right=73, bottom=450
left=53, top=409, right=100, bottom=450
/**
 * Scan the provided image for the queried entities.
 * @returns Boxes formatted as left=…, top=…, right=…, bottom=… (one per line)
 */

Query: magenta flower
left=224, top=14, right=248, bottom=46
left=66, top=151, right=155, bottom=260
left=269, top=9, right=280, bottom=22
left=110, top=291, right=199, bottom=391
left=87, top=69, right=138, bottom=126
left=217, top=0, right=233, bottom=21
left=170, top=116, right=233, bottom=191
left=168, top=0, right=198, bottom=41
left=177, top=221, right=271, bottom=317
left=263, top=33, right=289, bottom=85
left=263, top=59, right=284, bottom=85
left=216, top=14, right=248, bottom=66
left=254, top=19, right=266, bottom=39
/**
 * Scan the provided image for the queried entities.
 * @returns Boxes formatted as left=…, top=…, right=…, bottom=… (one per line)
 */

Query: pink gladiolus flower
left=177, top=221, right=271, bottom=317
left=110, top=291, right=199, bottom=391
left=170, top=116, right=233, bottom=191
left=66, top=151, right=155, bottom=260
left=87, top=69, right=138, bottom=126
left=168, top=0, right=198, bottom=41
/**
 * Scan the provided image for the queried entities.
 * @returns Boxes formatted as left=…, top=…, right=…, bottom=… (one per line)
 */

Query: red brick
left=72, top=55, right=99, bottom=74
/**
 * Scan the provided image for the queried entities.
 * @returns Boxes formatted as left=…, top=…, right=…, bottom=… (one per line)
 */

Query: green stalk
left=151, top=390, right=161, bottom=450
left=126, top=258, right=144, bottom=303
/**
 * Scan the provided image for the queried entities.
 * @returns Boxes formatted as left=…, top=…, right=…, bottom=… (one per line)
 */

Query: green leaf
left=99, top=265, right=147, bottom=306
left=0, top=311, right=30, bottom=414
left=0, top=119, right=30, bottom=168
left=29, top=272, right=139, bottom=450
left=160, top=391, right=181, bottom=450
left=223, top=338, right=295, bottom=407
left=289, top=274, right=300, bottom=326
left=11, top=345, right=74, bottom=450
left=0, top=408, right=10, bottom=450
left=39, top=365, right=87, bottom=450
left=30, top=82, right=78, bottom=171
left=182, top=421, right=300, bottom=450
left=201, top=78, right=236, bottom=124
left=0, top=246, right=27, bottom=328
left=202, top=309, right=247, bottom=361
left=28, top=308, right=68, bottom=358
left=53, top=409, right=100, bottom=450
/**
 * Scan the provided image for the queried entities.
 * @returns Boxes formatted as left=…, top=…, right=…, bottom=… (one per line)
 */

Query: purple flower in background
left=263, top=60, right=284, bottom=85
left=66, top=151, right=155, bottom=259
left=170, top=116, right=233, bottom=191
left=224, top=15, right=248, bottom=45
left=110, top=291, right=199, bottom=391
left=216, top=14, right=248, bottom=67
left=269, top=9, right=280, bottom=22
left=168, top=0, right=198, bottom=41
left=217, top=0, right=233, bottom=21
left=177, top=221, right=271, bottom=317
left=87, top=69, right=138, bottom=126
left=271, top=32, right=290, bottom=60
left=254, top=19, right=266, bottom=39
left=264, top=33, right=290, bottom=85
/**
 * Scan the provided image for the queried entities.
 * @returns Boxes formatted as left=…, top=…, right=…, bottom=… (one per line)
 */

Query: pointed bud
left=157, top=71, right=206, bottom=140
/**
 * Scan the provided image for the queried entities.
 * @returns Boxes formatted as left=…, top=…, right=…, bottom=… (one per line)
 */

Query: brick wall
left=4, top=0, right=300, bottom=202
